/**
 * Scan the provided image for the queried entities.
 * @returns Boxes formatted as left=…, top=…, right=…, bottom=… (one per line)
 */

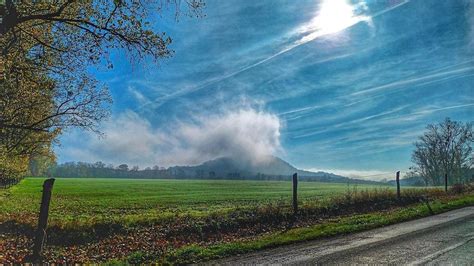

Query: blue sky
left=57, top=0, right=474, bottom=180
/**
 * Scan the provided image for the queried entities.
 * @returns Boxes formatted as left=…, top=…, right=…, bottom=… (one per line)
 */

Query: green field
left=0, top=177, right=389, bottom=226
left=3, top=177, right=473, bottom=264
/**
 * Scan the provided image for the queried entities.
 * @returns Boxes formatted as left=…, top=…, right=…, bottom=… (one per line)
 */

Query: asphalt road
left=214, top=206, right=474, bottom=265
left=316, top=211, right=474, bottom=265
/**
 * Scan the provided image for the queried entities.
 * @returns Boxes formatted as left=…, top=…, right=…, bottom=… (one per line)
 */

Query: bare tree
left=411, top=118, right=473, bottom=185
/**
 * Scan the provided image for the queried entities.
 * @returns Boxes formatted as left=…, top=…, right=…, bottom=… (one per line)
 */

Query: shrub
left=450, top=183, right=465, bottom=194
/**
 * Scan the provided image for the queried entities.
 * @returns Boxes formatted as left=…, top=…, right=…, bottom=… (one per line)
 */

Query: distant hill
left=50, top=156, right=383, bottom=185
left=168, top=156, right=382, bottom=184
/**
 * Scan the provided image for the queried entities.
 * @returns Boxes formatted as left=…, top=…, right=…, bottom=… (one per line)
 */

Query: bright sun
left=316, top=0, right=358, bottom=35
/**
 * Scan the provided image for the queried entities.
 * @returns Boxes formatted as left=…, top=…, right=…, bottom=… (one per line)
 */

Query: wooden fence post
left=396, top=171, right=400, bottom=199
left=445, top=173, right=448, bottom=192
left=292, top=173, right=298, bottom=216
left=32, top=178, right=55, bottom=261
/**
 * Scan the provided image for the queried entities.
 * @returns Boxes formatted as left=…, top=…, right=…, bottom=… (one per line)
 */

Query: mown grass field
left=1, top=177, right=389, bottom=226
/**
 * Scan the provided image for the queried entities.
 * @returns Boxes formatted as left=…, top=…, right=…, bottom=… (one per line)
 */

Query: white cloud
left=61, top=108, right=282, bottom=167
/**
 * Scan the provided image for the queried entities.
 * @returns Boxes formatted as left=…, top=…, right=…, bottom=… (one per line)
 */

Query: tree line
left=38, top=161, right=294, bottom=180
left=45, top=161, right=174, bottom=179
left=35, top=161, right=381, bottom=184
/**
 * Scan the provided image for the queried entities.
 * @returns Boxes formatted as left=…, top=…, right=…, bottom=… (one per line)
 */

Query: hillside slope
left=169, top=156, right=381, bottom=184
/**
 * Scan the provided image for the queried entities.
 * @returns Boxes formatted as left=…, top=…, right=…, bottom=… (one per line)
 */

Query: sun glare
left=316, top=0, right=358, bottom=35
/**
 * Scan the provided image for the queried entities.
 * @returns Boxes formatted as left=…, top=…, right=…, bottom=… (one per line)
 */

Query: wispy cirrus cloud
left=351, top=66, right=474, bottom=96
left=59, top=0, right=473, bottom=175
left=138, top=0, right=411, bottom=110
left=128, top=86, right=152, bottom=106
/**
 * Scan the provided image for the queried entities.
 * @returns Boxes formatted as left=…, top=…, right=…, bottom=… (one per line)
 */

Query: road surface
left=214, top=206, right=474, bottom=265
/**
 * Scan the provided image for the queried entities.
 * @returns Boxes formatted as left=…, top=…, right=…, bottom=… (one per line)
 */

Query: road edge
left=308, top=207, right=474, bottom=265
left=208, top=203, right=474, bottom=265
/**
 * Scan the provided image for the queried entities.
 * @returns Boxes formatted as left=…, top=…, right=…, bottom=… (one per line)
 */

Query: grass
left=0, top=177, right=390, bottom=227
left=2, top=177, right=472, bottom=264
left=162, top=193, right=474, bottom=264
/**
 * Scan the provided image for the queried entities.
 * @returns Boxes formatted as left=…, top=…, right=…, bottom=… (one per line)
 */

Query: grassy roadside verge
left=160, top=193, right=474, bottom=264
